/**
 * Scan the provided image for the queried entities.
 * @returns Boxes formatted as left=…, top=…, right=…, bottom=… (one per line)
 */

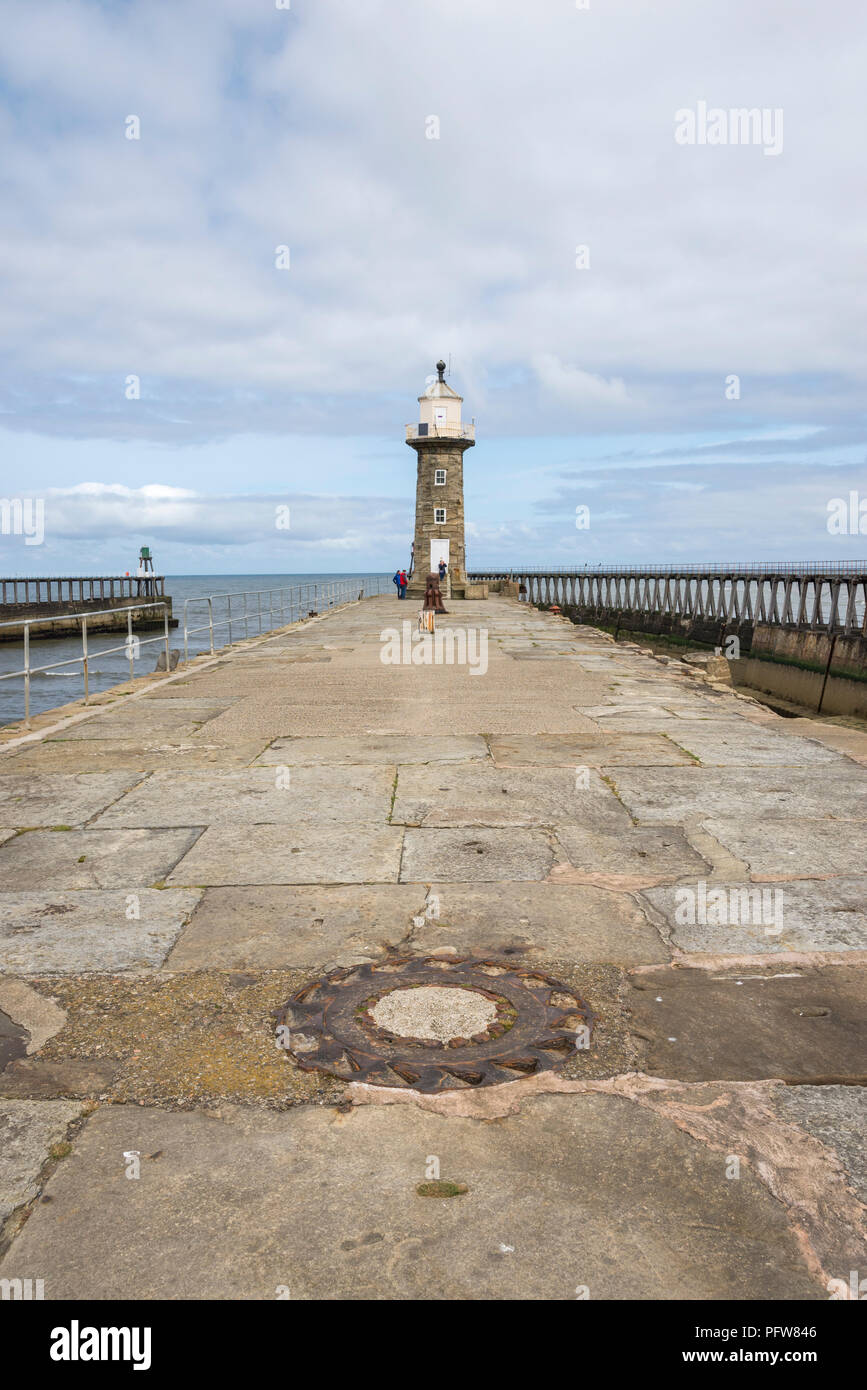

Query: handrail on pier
left=0, top=602, right=171, bottom=728
left=181, top=576, right=390, bottom=660
left=0, top=576, right=391, bottom=729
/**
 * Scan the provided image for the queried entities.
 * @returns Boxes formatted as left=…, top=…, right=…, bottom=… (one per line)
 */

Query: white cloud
left=34, top=483, right=403, bottom=547
left=532, top=355, right=631, bottom=407
left=0, top=0, right=864, bottom=434
left=0, top=0, right=864, bottom=567
left=62, top=482, right=196, bottom=500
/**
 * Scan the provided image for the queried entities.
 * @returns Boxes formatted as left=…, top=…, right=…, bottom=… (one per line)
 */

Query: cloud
left=0, top=1, right=865, bottom=567
left=30, top=483, right=406, bottom=549
left=62, top=482, right=197, bottom=501
left=0, top=0, right=864, bottom=441
left=532, top=355, right=632, bottom=407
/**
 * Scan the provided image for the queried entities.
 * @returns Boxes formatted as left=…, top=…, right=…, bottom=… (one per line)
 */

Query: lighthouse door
left=434, top=406, right=447, bottom=430
left=430, top=538, right=449, bottom=573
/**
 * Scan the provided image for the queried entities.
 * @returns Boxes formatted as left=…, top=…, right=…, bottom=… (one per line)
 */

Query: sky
left=0, top=0, right=865, bottom=575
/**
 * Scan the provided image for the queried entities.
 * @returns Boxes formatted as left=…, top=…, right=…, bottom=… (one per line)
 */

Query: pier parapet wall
left=470, top=564, right=867, bottom=714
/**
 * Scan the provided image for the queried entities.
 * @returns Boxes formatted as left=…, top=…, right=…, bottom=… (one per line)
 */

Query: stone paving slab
left=49, top=702, right=231, bottom=740
left=628, top=965, right=867, bottom=1081
left=0, top=1099, right=84, bottom=1223
left=166, top=882, right=669, bottom=969
left=254, top=735, right=490, bottom=765
left=0, top=771, right=143, bottom=827
left=0, top=1057, right=118, bottom=1101
left=0, top=1096, right=822, bottom=1299
left=488, top=732, right=693, bottom=767
left=507, top=649, right=588, bottom=661
left=0, top=739, right=269, bottom=772
left=137, top=697, right=240, bottom=708
left=0, top=978, right=66, bottom=1054
left=0, top=828, right=202, bottom=890
left=0, top=889, right=202, bottom=973
left=93, top=767, right=394, bottom=827
left=133, top=683, right=246, bottom=694
left=661, top=721, right=845, bottom=767
left=780, top=719, right=867, bottom=766
left=400, top=829, right=555, bottom=882
left=641, top=877, right=867, bottom=953
left=392, top=765, right=632, bottom=829
left=188, top=662, right=610, bottom=739
left=578, top=705, right=724, bottom=732
left=703, top=817, right=867, bottom=879
left=206, top=703, right=607, bottom=740
left=403, top=883, right=669, bottom=964
left=611, top=766, right=867, bottom=823
left=448, top=707, right=609, bottom=734
left=576, top=706, right=691, bottom=730
left=166, top=823, right=404, bottom=886
left=166, top=885, right=425, bottom=970
left=772, top=1085, right=867, bottom=1202
left=552, top=825, right=710, bottom=889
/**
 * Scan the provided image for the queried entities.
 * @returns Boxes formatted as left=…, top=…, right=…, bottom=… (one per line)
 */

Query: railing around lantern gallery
left=405, top=423, right=475, bottom=442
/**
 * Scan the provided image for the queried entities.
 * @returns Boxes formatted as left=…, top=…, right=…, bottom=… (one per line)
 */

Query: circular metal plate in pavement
left=275, top=955, right=595, bottom=1093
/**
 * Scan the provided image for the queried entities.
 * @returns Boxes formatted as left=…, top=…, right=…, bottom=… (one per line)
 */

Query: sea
left=0, top=573, right=390, bottom=728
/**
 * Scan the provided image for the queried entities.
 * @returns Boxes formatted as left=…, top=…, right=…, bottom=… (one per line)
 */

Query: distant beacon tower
left=405, top=360, right=475, bottom=598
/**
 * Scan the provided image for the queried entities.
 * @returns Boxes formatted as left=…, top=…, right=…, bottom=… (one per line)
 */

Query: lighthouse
left=405, top=360, right=475, bottom=599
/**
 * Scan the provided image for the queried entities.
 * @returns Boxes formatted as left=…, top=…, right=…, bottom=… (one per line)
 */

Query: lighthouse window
left=434, top=469, right=447, bottom=486
left=434, top=507, right=447, bottom=523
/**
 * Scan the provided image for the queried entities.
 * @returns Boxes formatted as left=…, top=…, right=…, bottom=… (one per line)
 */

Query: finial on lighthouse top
left=420, top=362, right=461, bottom=404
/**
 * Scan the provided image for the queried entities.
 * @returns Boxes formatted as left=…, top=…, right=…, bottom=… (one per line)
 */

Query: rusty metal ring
left=275, top=955, right=596, bottom=1093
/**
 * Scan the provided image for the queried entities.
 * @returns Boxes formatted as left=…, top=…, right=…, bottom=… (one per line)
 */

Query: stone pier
left=0, top=594, right=864, bottom=1299
left=0, top=574, right=174, bottom=641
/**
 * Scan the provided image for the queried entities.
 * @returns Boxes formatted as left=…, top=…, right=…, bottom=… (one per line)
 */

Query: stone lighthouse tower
left=405, top=360, right=475, bottom=599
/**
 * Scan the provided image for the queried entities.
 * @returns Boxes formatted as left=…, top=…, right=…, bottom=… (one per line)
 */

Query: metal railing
left=478, top=568, right=867, bottom=638
left=405, top=423, right=475, bottom=442
left=470, top=562, right=867, bottom=577
left=181, top=576, right=391, bottom=661
left=0, top=602, right=171, bottom=728
left=0, top=574, right=167, bottom=604
left=0, top=576, right=392, bottom=730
